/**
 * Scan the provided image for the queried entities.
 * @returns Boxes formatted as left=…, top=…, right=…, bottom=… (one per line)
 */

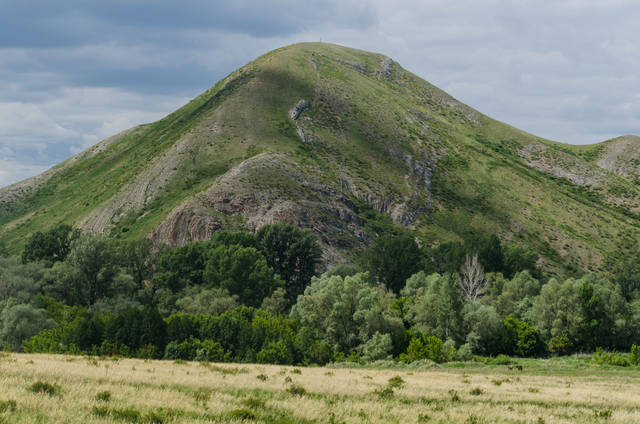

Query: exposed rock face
left=596, top=135, right=640, bottom=178
left=152, top=153, right=368, bottom=264
left=289, top=100, right=309, bottom=120
left=518, top=144, right=604, bottom=186
left=77, top=126, right=209, bottom=232
left=379, top=57, right=393, bottom=80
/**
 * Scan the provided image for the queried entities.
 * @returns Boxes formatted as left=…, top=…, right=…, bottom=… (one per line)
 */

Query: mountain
left=1, top=42, right=639, bottom=273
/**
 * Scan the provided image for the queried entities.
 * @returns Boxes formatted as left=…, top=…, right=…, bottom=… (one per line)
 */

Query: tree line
left=0, top=222, right=639, bottom=365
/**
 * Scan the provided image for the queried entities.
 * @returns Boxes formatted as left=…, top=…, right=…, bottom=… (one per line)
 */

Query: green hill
left=1, top=42, right=639, bottom=273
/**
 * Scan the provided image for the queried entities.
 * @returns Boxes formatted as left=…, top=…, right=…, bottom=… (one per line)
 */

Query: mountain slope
left=2, top=42, right=639, bottom=273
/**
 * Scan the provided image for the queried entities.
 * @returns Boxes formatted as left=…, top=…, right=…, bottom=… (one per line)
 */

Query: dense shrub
left=630, top=344, right=640, bottom=366
left=500, top=315, right=546, bottom=357
left=592, top=348, right=629, bottom=367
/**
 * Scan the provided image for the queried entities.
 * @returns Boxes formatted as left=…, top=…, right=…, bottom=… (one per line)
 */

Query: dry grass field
left=0, top=352, right=639, bottom=423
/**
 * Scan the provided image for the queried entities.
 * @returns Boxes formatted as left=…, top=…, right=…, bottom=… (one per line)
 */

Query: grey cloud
left=0, top=1, right=377, bottom=47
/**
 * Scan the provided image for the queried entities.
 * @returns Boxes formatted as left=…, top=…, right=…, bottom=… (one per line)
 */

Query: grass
left=1, top=353, right=639, bottom=423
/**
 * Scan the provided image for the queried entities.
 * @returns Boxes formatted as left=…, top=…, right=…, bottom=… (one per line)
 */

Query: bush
left=111, top=407, right=141, bottom=422
left=229, top=409, right=256, bottom=420
left=194, top=340, right=226, bottom=362
left=402, top=335, right=446, bottom=363
left=360, top=332, right=393, bottom=362
left=454, top=344, right=473, bottom=361
left=548, top=334, right=573, bottom=355
left=387, top=375, right=406, bottom=389
left=501, top=315, right=546, bottom=357
left=373, top=386, right=394, bottom=399
left=256, top=339, right=294, bottom=365
left=164, top=339, right=197, bottom=361
left=286, top=384, right=307, bottom=396
left=303, top=340, right=333, bottom=366
left=28, top=381, right=59, bottom=396
left=592, top=347, right=629, bottom=367
left=0, top=303, right=56, bottom=351
left=490, top=354, right=512, bottom=365
left=95, top=391, right=112, bottom=402
left=0, top=400, right=17, bottom=413
left=630, top=344, right=640, bottom=366
left=136, top=344, right=160, bottom=359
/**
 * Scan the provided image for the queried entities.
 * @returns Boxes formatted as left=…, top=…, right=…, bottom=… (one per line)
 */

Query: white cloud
left=0, top=159, right=51, bottom=187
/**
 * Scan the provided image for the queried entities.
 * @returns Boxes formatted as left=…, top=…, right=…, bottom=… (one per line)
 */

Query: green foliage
left=260, top=287, right=288, bottom=316
left=503, top=243, right=541, bottom=279
left=360, top=332, right=393, bottom=362
left=361, top=232, right=423, bottom=294
left=402, top=335, right=447, bottom=363
left=426, top=241, right=467, bottom=274
left=0, top=302, right=56, bottom=351
left=387, top=375, right=406, bottom=389
left=373, top=385, right=395, bottom=399
left=0, top=400, right=17, bottom=413
left=611, top=254, right=640, bottom=301
left=175, top=287, right=238, bottom=315
left=164, top=337, right=226, bottom=362
left=286, top=384, right=307, bottom=396
left=426, top=235, right=507, bottom=275
left=256, top=222, right=322, bottom=305
left=22, top=224, right=79, bottom=265
left=463, top=303, right=503, bottom=355
left=204, top=244, right=282, bottom=307
left=324, top=264, right=360, bottom=278
left=291, top=272, right=403, bottom=354
left=65, top=234, right=120, bottom=304
left=28, top=381, right=60, bottom=396
left=548, top=334, right=573, bottom=355
left=118, top=238, right=154, bottom=290
left=491, top=271, right=541, bottom=319
left=630, top=344, right=640, bottom=366
left=256, top=339, right=294, bottom=365
left=294, top=327, right=333, bottom=365
left=153, top=242, right=210, bottom=292
left=469, top=387, right=484, bottom=396
left=95, top=391, right=112, bottom=402
left=229, top=408, right=256, bottom=420
left=103, top=307, right=167, bottom=356
left=0, top=256, right=46, bottom=305
left=592, top=347, right=630, bottom=367
left=501, top=315, right=545, bottom=357
left=405, top=273, right=465, bottom=344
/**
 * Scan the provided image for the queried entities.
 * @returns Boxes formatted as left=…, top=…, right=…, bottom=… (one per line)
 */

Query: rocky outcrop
left=77, top=126, right=205, bottom=232
left=289, top=100, right=309, bottom=120
left=152, top=153, right=367, bottom=264
left=379, top=57, right=393, bottom=80
left=596, top=135, right=640, bottom=178
left=519, top=144, right=604, bottom=186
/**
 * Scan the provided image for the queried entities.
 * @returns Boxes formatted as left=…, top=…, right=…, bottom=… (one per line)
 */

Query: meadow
left=0, top=353, right=638, bottom=423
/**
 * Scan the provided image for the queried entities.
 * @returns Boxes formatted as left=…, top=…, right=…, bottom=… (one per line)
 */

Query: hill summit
left=1, top=42, right=639, bottom=273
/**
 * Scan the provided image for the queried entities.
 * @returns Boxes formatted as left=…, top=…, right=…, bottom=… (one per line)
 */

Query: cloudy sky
left=1, top=0, right=639, bottom=187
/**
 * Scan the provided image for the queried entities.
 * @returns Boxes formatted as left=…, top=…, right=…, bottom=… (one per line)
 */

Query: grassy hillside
left=1, top=42, right=639, bottom=273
